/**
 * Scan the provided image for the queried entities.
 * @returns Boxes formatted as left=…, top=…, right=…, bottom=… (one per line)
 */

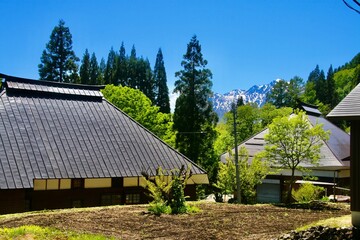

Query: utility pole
left=232, top=102, right=241, bottom=203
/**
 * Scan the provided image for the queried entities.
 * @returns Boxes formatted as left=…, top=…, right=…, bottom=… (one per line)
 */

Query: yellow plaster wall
left=123, top=177, right=138, bottom=187
left=84, top=178, right=111, bottom=188
left=60, top=179, right=71, bottom=189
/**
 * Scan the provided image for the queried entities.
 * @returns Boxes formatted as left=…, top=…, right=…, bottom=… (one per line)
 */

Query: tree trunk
left=286, top=168, right=296, bottom=204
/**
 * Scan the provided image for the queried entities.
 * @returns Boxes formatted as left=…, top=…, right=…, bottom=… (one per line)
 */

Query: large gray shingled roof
left=0, top=74, right=207, bottom=189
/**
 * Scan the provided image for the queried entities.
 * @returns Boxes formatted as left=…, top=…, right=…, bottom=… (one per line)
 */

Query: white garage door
left=256, top=179, right=281, bottom=203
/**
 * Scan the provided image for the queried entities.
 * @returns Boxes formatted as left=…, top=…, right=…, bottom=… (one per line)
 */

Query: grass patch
left=0, top=225, right=114, bottom=240
left=296, top=214, right=351, bottom=231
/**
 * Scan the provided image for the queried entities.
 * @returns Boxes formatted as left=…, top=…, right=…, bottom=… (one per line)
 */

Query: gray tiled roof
left=0, top=75, right=206, bottom=189
left=327, top=83, right=360, bottom=120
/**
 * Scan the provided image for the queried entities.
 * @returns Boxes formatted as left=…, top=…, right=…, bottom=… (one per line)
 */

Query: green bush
left=292, top=183, right=325, bottom=203
left=148, top=201, right=171, bottom=216
left=142, top=165, right=197, bottom=215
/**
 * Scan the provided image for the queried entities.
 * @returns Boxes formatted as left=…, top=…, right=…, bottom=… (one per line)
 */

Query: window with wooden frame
left=125, top=193, right=140, bottom=204
left=101, top=194, right=121, bottom=206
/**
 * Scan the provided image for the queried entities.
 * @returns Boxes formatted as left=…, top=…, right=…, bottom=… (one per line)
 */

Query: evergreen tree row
left=39, top=20, right=170, bottom=113
left=77, top=45, right=170, bottom=113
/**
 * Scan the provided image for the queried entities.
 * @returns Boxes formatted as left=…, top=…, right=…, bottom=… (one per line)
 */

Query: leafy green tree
left=214, top=122, right=233, bottom=156
left=266, top=80, right=289, bottom=108
left=225, top=103, right=261, bottom=144
left=101, top=84, right=174, bottom=146
left=287, top=76, right=304, bottom=107
left=259, top=103, right=292, bottom=128
left=38, top=19, right=79, bottom=83
left=89, top=52, right=99, bottom=85
left=104, top=47, right=118, bottom=85
left=215, top=147, right=269, bottom=203
left=301, top=81, right=317, bottom=105
left=264, top=110, right=330, bottom=203
left=80, top=49, right=91, bottom=84
left=173, top=35, right=218, bottom=182
left=154, top=48, right=170, bottom=113
left=267, top=77, right=303, bottom=108
left=214, top=154, right=235, bottom=199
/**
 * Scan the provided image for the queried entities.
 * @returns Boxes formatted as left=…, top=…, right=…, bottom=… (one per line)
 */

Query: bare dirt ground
left=0, top=202, right=350, bottom=240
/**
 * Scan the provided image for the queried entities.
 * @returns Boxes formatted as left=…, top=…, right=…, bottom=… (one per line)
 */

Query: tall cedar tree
left=304, top=65, right=327, bottom=105
left=38, top=19, right=79, bottom=83
left=137, top=58, right=155, bottom=103
left=128, top=45, right=138, bottom=89
left=326, top=65, right=337, bottom=108
left=316, top=70, right=326, bottom=104
left=104, top=47, right=118, bottom=85
left=154, top=48, right=170, bottom=113
left=80, top=49, right=91, bottom=84
left=89, top=52, right=99, bottom=85
left=173, top=35, right=218, bottom=181
left=98, top=58, right=106, bottom=85
left=116, top=42, right=128, bottom=86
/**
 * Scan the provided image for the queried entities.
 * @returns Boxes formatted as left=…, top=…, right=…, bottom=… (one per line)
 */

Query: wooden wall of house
left=351, top=121, right=360, bottom=212
left=0, top=184, right=199, bottom=214
left=0, top=189, right=27, bottom=214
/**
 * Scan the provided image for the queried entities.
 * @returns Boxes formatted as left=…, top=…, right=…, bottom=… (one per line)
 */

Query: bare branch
left=343, top=0, right=360, bottom=14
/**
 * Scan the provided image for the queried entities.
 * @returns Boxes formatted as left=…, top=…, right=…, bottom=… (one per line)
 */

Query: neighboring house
left=221, top=102, right=350, bottom=203
left=328, top=84, right=360, bottom=228
left=0, top=74, right=208, bottom=214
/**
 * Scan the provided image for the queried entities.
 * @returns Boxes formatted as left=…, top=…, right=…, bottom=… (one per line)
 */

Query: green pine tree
left=104, top=47, right=118, bottom=85
left=116, top=42, right=128, bottom=86
left=316, top=70, right=326, bottom=104
left=98, top=58, right=106, bottom=85
left=89, top=52, right=99, bottom=85
left=173, top=35, right=218, bottom=182
left=154, top=48, right=170, bottom=113
left=137, top=58, right=155, bottom=102
left=80, top=49, right=91, bottom=84
left=326, top=65, right=337, bottom=108
left=128, top=45, right=138, bottom=88
left=38, top=19, right=79, bottom=83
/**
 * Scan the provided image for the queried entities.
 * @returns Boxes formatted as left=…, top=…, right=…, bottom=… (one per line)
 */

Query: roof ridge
left=1, top=73, right=105, bottom=91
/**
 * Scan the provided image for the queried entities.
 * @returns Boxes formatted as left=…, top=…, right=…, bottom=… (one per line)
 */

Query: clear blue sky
left=1, top=0, right=359, bottom=94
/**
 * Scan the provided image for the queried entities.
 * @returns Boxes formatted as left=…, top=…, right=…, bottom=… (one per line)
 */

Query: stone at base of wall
left=353, top=211, right=360, bottom=228
left=276, top=226, right=359, bottom=240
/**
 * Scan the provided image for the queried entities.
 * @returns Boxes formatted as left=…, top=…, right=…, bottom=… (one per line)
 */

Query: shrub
left=142, top=165, right=197, bottom=215
left=292, top=183, right=325, bottom=203
left=148, top=201, right=171, bottom=216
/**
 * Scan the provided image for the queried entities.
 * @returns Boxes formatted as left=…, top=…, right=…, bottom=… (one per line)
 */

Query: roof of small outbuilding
left=327, top=83, right=360, bottom=120
left=221, top=104, right=350, bottom=170
left=0, top=74, right=206, bottom=189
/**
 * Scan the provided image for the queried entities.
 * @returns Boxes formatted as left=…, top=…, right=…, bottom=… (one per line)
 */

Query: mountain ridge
left=211, top=80, right=279, bottom=119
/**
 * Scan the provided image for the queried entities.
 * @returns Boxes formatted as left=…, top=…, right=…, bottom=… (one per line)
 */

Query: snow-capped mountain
left=211, top=80, right=279, bottom=119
